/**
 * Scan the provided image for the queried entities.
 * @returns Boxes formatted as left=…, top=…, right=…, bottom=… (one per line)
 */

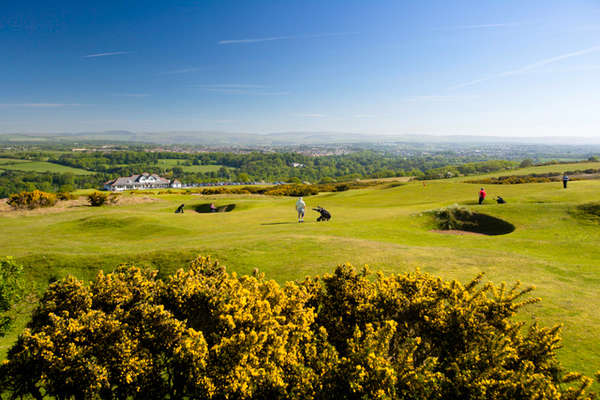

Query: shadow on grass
left=571, top=202, right=600, bottom=225
left=432, top=206, right=515, bottom=236
left=194, top=203, right=236, bottom=213
left=261, top=222, right=297, bottom=226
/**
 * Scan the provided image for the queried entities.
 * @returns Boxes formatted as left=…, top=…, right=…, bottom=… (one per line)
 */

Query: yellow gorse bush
left=1, top=257, right=598, bottom=399
left=7, top=190, right=57, bottom=209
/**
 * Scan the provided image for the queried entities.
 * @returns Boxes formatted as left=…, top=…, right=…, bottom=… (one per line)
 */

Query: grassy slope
left=0, top=160, right=94, bottom=175
left=1, top=169, right=600, bottom=380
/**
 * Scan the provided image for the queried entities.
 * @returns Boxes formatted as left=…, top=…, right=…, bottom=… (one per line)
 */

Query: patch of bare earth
left=430, top=229, right=486, bottom=236
left=116, top=195, right=162, bottom=205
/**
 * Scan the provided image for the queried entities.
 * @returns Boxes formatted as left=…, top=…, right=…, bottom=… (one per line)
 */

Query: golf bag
left=313, top=206, right=331, bottom=221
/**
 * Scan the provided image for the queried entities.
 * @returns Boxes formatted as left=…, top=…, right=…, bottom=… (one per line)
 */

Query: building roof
left=105, top=173, right=170, bottom=187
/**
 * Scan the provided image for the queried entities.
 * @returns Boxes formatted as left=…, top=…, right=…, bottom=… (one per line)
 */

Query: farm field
left=156, top=159, right=232, bottom=173
left=0, top=160, right=94, bottom=175
left=0, top=158, right=31, bottom=165
left=1, top=169, right=600, bottom=383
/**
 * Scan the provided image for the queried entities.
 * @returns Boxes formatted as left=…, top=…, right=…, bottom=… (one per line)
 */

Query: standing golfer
left=296, top=197, right=306, bottom=223
left=563, top=174, right=569, bottom=189
left=478, top=187, right=487, bottom=205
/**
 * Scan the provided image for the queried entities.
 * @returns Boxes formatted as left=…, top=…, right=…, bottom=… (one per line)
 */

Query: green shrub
left=56, top=191, right=77, bottom=201
left=334, top=183, right=350, bottom=192
left=7, top=190, right=57, bottom=209
left=87, top=191, right=109, bottom=206
left=0, top=257, right=23, bottom=337
left=520, top=159, right=534, bottom=168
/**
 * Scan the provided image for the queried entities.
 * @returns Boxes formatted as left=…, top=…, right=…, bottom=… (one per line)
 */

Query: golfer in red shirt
left=478, top=188, right=486, bottom=204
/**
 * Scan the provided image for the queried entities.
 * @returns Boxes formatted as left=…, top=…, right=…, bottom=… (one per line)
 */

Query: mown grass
left=1, top=170, right=600, bottom=383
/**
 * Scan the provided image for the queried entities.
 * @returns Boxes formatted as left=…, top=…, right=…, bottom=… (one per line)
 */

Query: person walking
left=296, top=197, right=306, bottom=223
left=478, top=187, right=487, bottom=205
left=563, top=174, right=569, bottom=189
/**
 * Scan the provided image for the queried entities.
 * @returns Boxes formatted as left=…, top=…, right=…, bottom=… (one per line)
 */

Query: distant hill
left=1, top=130, right=599, bottom=146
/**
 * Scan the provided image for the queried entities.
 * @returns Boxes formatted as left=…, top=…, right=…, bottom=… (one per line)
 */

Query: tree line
left=0, top=150, right=534, bottom=197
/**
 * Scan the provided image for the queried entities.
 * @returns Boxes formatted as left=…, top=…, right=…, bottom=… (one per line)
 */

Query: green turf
left=456, top=161, right=600, bottom=181
left=0, top=160, right=94, bottom=175
left=156, top=159, right=232, bottom=173
left=1, top=168, right=600, bottom=383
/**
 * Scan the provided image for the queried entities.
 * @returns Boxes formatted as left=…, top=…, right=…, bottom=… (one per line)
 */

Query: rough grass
left=1, top=171, right=600, bottom=383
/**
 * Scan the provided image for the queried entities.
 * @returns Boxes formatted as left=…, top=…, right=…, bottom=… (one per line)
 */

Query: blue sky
left=1, top=0, right=600, bottom=137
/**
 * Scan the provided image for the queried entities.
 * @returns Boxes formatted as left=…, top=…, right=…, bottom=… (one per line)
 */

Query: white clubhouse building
left=104, top=173, right=182, bottom=191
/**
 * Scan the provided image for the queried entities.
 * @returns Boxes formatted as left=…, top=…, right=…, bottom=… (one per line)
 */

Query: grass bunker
left=432, top=206, right=515, bottom=235
left=194, top=203, right=236, bottom=213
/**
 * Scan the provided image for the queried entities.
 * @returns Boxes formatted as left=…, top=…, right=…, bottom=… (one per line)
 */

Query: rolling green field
left=0, top=160, right=94, bottom=175
left=1, top=166, right=600, bottom=382
left=156, top=159, right=232, bottom=173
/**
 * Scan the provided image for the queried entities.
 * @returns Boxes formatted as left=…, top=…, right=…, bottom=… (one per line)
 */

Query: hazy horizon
left=2, top=1, right=600, bottom=137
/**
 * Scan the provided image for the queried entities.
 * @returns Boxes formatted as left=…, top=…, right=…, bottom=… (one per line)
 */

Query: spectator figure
left=478, top=188, right=487, bottom=205
left=496, top=196, right=506, bottom=204
left=175, top=204, right=185, bottom=213
left=296, top=197, right=306, bottom=223
left=210, top=203, right=217, bottom=212
left=563, top=174, right=569, bottom=189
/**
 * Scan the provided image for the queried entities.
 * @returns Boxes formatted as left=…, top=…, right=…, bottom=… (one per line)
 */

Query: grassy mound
left=194, top=203, right=236, bottom=213
left=432, top=206, right=515, bottom=235
left=69, top=216, right=188, bottom=238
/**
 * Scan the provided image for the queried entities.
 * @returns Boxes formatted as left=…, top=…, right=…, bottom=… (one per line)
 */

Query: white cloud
left=195, top=84, right=267, bottom=89
left=113, top=93, right=150, bottom=97
left=160, top=67, right=202, bottom=75
left=401, top=95, right=479, bottom=102
left=449, top=45, right=600, bottom=90
left=219, top=36, right=293, bottom=45
left=0, top=103, right=81, bottom=107
left=194, top=84, right=288, bottom=95
left=437, top=22, right=522, bottom=31
left=218, top=32, right=355, bottom=45
left=296, top=113, right=326, bottom=118
left=83, top=51, right=131, bottom=58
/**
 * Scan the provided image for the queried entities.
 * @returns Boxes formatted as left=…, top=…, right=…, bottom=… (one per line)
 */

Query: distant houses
left=103, top=173, right=181, bottom=191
